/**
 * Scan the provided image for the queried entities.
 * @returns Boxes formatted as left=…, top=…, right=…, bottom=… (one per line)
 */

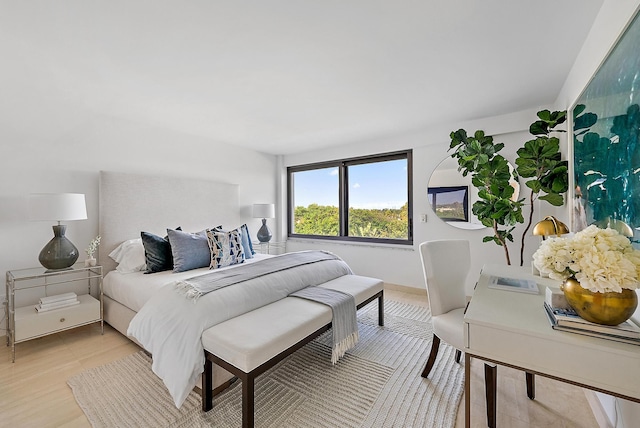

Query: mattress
left=103, top=253, right=272, bottom=313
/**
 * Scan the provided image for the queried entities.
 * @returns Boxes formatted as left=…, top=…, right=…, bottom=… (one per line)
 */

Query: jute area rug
left=68, top=300, right=464, bottom=427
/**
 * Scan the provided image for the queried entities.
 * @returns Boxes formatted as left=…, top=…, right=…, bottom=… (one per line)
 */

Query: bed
left=98, top=171, right=261, bottom=391
left=97, top=171, right=383, bottom=422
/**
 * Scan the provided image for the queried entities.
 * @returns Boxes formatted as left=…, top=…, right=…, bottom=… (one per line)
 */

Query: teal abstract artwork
left=573, top=10, right=640, bottom=239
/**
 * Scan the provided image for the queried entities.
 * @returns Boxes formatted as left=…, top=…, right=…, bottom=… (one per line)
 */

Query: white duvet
left=127, top=254, right=353, bottom=407
left=104, top=254, right=272, bottom=312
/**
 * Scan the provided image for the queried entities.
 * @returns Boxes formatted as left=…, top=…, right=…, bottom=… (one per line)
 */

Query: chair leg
left=484, top=363, right=497, bottom=428
left=421, top=334, right=441, bottom=378
left=526, top=371, right=535, bottom=399
left=455, top=349, right=462, bottom=363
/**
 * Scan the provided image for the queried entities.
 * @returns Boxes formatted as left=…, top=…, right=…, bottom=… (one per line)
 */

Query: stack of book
left=35, top=292, right=79, bottom=313
left=543, top=301, right=640, bottom=345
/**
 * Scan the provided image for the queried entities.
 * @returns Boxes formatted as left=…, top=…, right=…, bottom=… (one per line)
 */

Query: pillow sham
left=167, top=228, right=211, bottom=273
left=141, top=227, right=181, bottom=273
left=109, top=238, right=146, bottom=273
left=206, top=228, right=245, bottom=269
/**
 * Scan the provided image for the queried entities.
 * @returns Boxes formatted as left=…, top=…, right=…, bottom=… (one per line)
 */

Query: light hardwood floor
left=1, top=288, right=599, bottom=427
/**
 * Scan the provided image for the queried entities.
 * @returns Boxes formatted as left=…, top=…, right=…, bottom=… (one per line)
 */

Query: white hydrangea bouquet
left=532, top=225, right=640, bottom=293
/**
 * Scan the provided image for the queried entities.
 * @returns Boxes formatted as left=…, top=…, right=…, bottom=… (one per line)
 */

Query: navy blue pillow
left=141, top=227, right=181, bottom=273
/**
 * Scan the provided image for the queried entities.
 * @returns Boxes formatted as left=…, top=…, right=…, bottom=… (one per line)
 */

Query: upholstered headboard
left=98, top=171, right=240, bottom=274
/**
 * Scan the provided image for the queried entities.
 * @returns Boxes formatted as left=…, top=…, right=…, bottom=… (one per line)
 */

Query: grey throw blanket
left=290, top=287, right=358, bottom=364
left=176, top=250, right=344, bottom=300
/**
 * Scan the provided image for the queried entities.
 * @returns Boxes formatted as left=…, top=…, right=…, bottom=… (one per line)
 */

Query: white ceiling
left=1, top=1, right=604, bottom=155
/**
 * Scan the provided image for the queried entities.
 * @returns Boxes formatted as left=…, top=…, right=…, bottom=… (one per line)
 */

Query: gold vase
left=561, top=277, right=638, bottom=326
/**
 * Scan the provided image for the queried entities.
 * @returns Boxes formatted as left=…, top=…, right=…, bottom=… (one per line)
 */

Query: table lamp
left=532, top=216, right=569, bottom=240
left=29, top=193, right=87, bottom=270
left=253, top=203, right=275, bottom=243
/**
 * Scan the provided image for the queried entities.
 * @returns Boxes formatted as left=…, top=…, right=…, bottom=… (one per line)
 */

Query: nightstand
left=252, top=241, right=286, bottom=255
left=5, top=263, right=103, bottom=362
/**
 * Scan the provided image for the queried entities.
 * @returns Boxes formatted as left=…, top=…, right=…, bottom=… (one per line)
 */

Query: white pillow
left=109, top=238, right=146, bottom=273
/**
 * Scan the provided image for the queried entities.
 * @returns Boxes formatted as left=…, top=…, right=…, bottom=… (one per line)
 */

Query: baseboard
left=383, top=282, right=425, bottom=295
left=584, top=389, right=614, bottom=428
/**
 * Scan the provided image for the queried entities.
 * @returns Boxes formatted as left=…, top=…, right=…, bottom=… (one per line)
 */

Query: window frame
left=287, top=150, right=413, bottom=245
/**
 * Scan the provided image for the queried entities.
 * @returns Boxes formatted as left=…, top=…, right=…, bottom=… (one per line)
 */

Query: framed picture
left=427, top=186, right=469, bottom=222
left=571, top=9, right=640, bottom=238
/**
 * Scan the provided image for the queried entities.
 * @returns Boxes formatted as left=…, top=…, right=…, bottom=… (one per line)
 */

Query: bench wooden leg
left=242, top=374, right=255, bottom=428
left=378, top=293, right=384, bottom=326
left=203, top=358, right=213, bottom=411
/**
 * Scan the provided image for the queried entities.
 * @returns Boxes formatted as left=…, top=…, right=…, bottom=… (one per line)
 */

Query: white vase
left=85, top=257, right=96, bottom=267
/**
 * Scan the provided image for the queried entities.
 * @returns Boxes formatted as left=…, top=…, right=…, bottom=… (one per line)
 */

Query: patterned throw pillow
left=206, top=228, right=245, bottom=269
left=213, top=224, right=255, bottom=259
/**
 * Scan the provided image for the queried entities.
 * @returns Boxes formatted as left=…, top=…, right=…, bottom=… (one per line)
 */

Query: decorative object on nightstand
left=253, top=203, right=275, bottom=242
left=29, top=193, right=87, bottom=270
left=85, top=235, right=101, bottom=267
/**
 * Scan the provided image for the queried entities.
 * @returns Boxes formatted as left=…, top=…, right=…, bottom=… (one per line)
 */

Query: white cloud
left=353, top=183, right=361, bottom=188
left=329, top=168, right=339, bottom=176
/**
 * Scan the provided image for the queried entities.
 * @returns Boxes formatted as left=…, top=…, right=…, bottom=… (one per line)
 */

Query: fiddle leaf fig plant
left=515, top=109, right=569, bottom=266
left=449, top=129, right=524, bottom=265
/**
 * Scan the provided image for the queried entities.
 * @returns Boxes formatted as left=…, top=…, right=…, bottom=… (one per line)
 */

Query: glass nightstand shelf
left=252, top=241, right=286, bottom=255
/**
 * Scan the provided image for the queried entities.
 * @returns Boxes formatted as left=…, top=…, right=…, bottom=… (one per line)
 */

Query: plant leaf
left=539, top=192, right=564, bottom=206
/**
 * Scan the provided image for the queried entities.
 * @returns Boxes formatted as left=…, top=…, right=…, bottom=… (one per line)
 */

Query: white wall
left=554, top=1, right=640, bottom=426
left=0, top=114, right=278, bottom=333
left=283, top=108, right=553, bottom=293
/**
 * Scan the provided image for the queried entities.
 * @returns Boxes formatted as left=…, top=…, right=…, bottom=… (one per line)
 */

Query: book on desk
left=543, top=301, right=640, bottom=345
left=487, top=275, right=539, bottom=294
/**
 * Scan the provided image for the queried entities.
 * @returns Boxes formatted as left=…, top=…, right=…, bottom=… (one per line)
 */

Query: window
left=288, top=150, right=412, bottom=244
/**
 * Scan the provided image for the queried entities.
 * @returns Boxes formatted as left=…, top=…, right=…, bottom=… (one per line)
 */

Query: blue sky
left=292, top=159, right=408, bottom=209
left=429, top=188, right=466, bottom=205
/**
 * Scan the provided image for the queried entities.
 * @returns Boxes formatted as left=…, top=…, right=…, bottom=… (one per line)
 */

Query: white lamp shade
left=29, top=193, right=87, bottom=222
left=252, top=203, right=275, bottom=219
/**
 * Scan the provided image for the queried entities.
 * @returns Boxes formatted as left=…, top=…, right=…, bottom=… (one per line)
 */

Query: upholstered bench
left=201, top=275, right=384, bottom=428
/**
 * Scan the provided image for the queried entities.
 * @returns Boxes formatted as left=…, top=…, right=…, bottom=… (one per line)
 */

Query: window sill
left=286, top=237, right=415, bottom=251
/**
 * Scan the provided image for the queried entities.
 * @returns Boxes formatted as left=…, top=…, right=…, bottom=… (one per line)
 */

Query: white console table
left=463, top=264, right=640, bottom=427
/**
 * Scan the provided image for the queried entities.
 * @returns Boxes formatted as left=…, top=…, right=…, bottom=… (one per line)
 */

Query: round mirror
left=428, top=156, right=520, bottom=230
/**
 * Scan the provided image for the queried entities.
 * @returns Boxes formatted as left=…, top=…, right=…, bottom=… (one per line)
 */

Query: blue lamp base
left=256, top=218, right=272, bottom=243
